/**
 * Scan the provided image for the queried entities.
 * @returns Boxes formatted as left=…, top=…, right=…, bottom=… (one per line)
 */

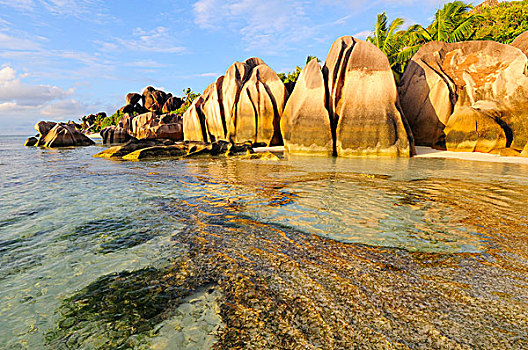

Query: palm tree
left=368, top=2, right=480, bottom=82
left=367, top=12, right=408, bottom=82
left=408, top=1, right=479, bottom=44
left=367, top=12, right=405, bottom=57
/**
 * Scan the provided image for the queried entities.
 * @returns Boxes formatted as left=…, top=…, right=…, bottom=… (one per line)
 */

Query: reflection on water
left=1, top=136, right=528, bottom=348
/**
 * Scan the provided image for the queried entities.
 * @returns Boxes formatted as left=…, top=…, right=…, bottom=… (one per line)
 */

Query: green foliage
left=474, top=0, right=528, bottom=44
left=367, top=12, right=408, bottom=81
left=367, top=1, right=528, bottom=82
left=278, top=56, right=320, bottom=84
left=97, top=110, right=124, bottom=132
left=174, top=88, right=201, bottom=115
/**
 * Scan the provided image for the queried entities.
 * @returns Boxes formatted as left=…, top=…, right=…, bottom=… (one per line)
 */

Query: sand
left=414, top=146, right=528, bottom=165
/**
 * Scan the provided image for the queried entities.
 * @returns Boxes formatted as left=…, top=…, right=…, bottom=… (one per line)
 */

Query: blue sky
left=0, top=0, right=457, bottom=134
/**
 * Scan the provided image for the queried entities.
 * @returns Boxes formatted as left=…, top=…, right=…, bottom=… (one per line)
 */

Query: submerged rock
left=184, top=58, right=288, bottom=146
left=24, top=137, right=38, bottom=147
left=282, top=36, right=413, bottom=157
left=399, top=40, right=528, bottom=154
left=94, top=139, right=174, bottom=158
left=122, top=144, right=189, bottom=161
left=94, top=137, right=254, bottom=161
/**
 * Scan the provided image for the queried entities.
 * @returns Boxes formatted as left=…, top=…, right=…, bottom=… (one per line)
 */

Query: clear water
left=1, top=135, right=528, bottom=348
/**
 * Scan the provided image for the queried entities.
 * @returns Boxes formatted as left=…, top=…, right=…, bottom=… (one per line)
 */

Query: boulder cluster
left=184, top=38, right=413, bottom=157
left=25, top=121, right=95, bottom=147
left=282, top=36, right=413, bottom=157
left=184, top=57, right=288, bottom=147
left=28, top=30, right=528, bottom=158
left=399, top=37, right=528, bottom=156
left=119, top=87, right=183, bottom=116
left=100, top=87, right=184, bottom=144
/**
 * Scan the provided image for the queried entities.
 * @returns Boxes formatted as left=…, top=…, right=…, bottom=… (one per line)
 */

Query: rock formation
left=512, top=30, right=528, bottom=57
left=162, top=97, right=183, bottom=114
left=282, top=36, right=414, bottom=157
left=281, top=59, right=333, bottom=155
left=130, top=112, right=183, bottom=141
left=399, top=40, right=528, bottom=154
left=126, top=93, right=142, bottom=106
left=183, top=58, right=288, bottom=146
left=100, top=126, right=131, bottom=144
left=28, top=122, right=95, bottom=147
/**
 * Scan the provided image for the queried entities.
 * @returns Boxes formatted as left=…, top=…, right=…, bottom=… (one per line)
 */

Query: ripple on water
left=1, top=137, right=528, bottom=349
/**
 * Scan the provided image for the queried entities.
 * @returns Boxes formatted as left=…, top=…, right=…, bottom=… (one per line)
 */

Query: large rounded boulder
left=282, top=36, right=414, bottom=157
left=183, top=58, right=288, bottom=146
left=280, top=59, right=333, bottom=155
left=399, top=40, right=528, bottom=154
left=33, top=122, right=95, bottom=147
left=131, top=112, right=183, bottom=141
left=512, top=30, right=528, bottom=57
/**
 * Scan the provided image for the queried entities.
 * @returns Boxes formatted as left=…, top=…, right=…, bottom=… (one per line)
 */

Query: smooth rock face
left=24, top=137, right=38, bottom=146
left=144, top=90, right=168, bottom=113
left=100, top=126, right=131, bottom=144
left=444, top=106, right=507, bottom=153
left=328, top=38, right=412, bottom=157
left=230, top=64, right=287, bottom=145
left=183, top=97, right=208, bottom=142
left=183, top=58, right=287, bottom=146
left=117, top=113, right=137, bottom=137
left=201, top=79, right=226, bottom=142
left=399, top=40, right=528, bottom=154
left=126, top=93, right=142, bottom=106
left=281, top=59, right=333, bottom=155
left=35, top=121, right=57, bottom=137
left=512, top=30, right=528, bottom=57
left=281, top=36, right=413, bottom=157
left=131, top=112, right=183, bottom=141
left=35, top=123, right=95, bottom=147
left=162, top=97, right=183, bottom=114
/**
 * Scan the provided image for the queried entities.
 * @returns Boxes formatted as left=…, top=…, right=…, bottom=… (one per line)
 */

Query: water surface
left=1, top=136, right=528, bottom=349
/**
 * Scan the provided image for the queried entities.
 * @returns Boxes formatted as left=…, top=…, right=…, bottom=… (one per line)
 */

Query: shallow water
left=1, top=135, right=528, bottom=349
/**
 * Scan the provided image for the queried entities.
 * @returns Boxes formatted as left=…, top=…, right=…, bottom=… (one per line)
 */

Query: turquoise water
left=2, top=135, right=528, bottom=348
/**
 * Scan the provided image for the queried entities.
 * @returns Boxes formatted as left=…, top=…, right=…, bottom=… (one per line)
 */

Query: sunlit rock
left=282, top=36, right=413, bottom=157
left=399, top=40, right=528, bottom=154
left=183, top=58, right=287, bottom=146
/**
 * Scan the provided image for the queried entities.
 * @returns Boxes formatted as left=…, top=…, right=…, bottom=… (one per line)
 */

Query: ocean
left=1, top=135, right=528, bottom=349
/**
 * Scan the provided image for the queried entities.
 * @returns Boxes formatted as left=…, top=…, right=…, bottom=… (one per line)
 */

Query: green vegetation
left=101, top=110, right=125, bottom=130
left=172, top=88, right=201, bottom=115
left=278, top=56, right=320, bottom=84
left=474, top=0, right=528, bottom=43
left=367, top=1, right=528, bottom=82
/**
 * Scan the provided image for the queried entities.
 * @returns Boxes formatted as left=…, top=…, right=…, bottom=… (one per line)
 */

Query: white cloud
left=99, top=26, right=186, bottom=54
left=193, top=0, right=315, bottom=54
left=40, top=98, right=97, bottom=118
left=0, top=32, right=42, bottom=51
left=0, top=0, right=34, bottom=11
left=0, top=65, right=16, bottom=80
left=0, top=65, right=98, bottom=128
left=198, top=72, right=220, bottom=77
left=353, top=30, right=373, bottom=40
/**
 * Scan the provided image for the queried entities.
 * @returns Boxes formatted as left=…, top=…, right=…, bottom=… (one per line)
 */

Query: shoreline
left=414, top=146, right=528, bottom=165
left=254, top=145, right=528, bottom=165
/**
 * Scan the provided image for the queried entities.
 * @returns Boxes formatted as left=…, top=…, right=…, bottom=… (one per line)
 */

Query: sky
left=0, top=0, right=459, bottom=135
